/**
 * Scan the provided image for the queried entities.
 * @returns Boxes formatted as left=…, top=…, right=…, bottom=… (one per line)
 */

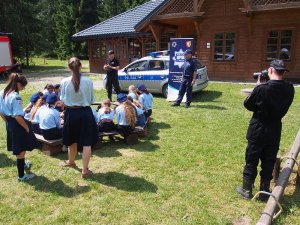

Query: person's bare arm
left=15, top=116, right=29, bottom=133
left=0, top=114, right=6, bottom=122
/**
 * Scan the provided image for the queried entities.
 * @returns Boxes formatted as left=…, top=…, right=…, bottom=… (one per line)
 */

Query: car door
left=194, top=59, right=208, bottom=91
left=144, top=59, right=168, bottom=92
left=122, top=60, right=148, bottom=89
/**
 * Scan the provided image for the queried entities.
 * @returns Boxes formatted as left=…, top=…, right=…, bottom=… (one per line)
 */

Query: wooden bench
left=35, top=134, right=63, bottom=156
left=98, top=126, right=147, bottom=145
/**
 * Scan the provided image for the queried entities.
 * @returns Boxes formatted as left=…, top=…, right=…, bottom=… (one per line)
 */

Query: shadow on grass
left=27, top=175, right=91, bottom=197
left=0, top=153, right=15, bottom=168
left=51, top=121, right=170, bottom=158
left=87, top=171, right=157, bottom=193
left=193, top=90, right=223, bottom=102
left=191, top=104, right=227, bottom=110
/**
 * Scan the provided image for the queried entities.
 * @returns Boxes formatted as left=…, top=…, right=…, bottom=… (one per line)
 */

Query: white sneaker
left=18, top=173, right=35, bottom=182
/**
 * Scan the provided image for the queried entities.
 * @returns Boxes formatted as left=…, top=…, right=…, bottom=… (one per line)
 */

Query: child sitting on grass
left=98, top=99, right=116, bottom=132
left=128, top=85, right=139, bottom=100
left=137, top=84, right=153, bottom=124
left=115, top=93, right=137, bottom=134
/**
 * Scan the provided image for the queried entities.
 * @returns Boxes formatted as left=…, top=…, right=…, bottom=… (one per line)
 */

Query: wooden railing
left=255, top=129, right=300, bottom=225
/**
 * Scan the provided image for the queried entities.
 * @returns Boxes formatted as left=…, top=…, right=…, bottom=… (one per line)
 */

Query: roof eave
left=134, top=0, right=170, bottom=31
left=72, top=32, right=152, bottom=41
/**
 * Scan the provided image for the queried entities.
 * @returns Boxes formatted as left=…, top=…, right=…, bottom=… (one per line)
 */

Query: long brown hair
left=123, top=100, right=137, bottom=128
left=3, top=73, right=27, bottom=98
left=68, top=57, right=82, bottom=93
left=29, top=98, right=44, bottom=121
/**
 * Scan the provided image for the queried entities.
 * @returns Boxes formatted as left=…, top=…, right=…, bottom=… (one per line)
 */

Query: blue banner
left=167, top=38, right=194, bottom=101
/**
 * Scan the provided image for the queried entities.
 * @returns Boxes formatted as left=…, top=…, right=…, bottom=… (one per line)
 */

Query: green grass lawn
left=23, top=57, right=90, bottom=74
left=0, top=67, right=300, bottom=224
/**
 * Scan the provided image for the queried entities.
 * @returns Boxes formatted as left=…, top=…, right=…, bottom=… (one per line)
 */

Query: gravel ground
left=25, top=72, right=105, bottom=90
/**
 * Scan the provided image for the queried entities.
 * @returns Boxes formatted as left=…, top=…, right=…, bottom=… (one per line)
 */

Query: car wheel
left=162, top=84, right=168, bottom=98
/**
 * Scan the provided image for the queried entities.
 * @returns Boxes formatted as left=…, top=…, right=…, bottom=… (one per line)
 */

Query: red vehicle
left=0, top=34, right=22, bottom=78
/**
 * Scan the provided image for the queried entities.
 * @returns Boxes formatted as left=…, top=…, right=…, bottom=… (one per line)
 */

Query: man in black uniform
left=171, top=49, right=197, bottom=108
left=103, top=50, right=121, bottom=101
left=236, top=59, right=294, bottom=201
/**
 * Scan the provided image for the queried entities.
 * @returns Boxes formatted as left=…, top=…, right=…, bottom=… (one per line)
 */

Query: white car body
left=103, top=55, right=209, bottom=98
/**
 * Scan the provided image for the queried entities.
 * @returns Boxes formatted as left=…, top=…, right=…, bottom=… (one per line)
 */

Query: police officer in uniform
left=236, top=60, right=294, bottom=201
left=171, top=49, right=196, bottom=108
left=103, top=50, right=121, bottom=101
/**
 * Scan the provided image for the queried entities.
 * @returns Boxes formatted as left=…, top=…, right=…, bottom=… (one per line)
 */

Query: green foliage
left=0, top=0, right=148, bottom=63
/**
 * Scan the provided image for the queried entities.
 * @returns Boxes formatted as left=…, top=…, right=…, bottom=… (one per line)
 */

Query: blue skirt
left=6, top=117, right=38, bottom=155
left=63, top=107, right=99, bottom=147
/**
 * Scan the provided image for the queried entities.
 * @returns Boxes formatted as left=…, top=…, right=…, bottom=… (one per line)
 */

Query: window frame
left=265, top=28, right=294, bottom=62
left=212, top=31, right=236, bottom=62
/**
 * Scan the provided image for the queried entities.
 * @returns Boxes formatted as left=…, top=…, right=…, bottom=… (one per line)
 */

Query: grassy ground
left=23, top=58, right=90, bottom=74
left=0, top=59, right=300, bottom=224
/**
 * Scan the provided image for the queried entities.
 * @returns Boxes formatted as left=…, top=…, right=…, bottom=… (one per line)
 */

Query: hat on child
left=42, top=94, right=49, bottom=101
left=117, top=93, right=128, bottom=103
left=46, top=93, right=58, bottom=104
left=137, top=84, right=147, bottom=92
left=30, top=92, right=40, bottom=103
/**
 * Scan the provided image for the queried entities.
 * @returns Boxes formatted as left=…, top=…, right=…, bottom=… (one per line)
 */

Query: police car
left=103, top=51, right=208, bottom=98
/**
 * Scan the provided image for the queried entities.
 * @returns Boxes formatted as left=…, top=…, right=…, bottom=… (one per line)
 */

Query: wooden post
left=256, top=129, right=300, bottom=225
left=149, top=22, right=161, bottom=51
left=272, top=155, right=281, bottom=182
left=296, top=163, right=300, bottom=189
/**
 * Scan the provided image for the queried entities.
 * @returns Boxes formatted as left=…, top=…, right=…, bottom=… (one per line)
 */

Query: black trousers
left=176, top=77, right=193, bottom=104
left=243, top=140, right=279, bottom=182
left=116, top=125, right=133, bottom=135
left=41, top=127, right=63, bottom=140
left=106, top=75, right=121, bottom=100
left=99, top=121, right=116, bottom=132
left=144, top=109, right=152, bottom=119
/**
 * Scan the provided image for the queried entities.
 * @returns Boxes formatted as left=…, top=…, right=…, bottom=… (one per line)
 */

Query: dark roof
left=72, top=0, right=168, bottom=40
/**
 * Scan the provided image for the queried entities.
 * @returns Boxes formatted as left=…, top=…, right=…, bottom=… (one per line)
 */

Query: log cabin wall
left=85, top=0, right=300, bottom=81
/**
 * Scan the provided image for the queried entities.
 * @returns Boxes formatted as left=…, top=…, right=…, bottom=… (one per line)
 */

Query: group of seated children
left=95, top=84, right=153, bottom=136
left=23, top=83, right=63, bottom=141
left=24, top=83, right=153, bottom=142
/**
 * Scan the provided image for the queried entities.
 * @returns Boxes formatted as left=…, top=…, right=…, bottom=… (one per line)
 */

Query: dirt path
left=25, top=72, right=105, bottom=90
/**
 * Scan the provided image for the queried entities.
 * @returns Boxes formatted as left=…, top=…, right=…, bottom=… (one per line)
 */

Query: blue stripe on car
left=118, top=75, right=167, bottom=81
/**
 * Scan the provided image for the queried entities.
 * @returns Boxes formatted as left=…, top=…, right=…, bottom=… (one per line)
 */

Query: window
left=148, top=60, right=165, bottom=70
left=266, top=30, right=292, bottom=61
left=144, top=38, right=156, bottom=55
left=160, top=32, right=176, bottom=50
left=128, top=39, right=141, bottom=60
left=127, top=60, right=148, bottom=72
left=214, top=32, right=235, bottom=61
left=195, top=59, right=204, bottom=69
left=116, top=41, right=126, bottom=60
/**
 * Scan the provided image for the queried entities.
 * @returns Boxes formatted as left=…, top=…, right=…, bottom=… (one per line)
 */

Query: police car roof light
left=149, top=50, right=170, bottom=57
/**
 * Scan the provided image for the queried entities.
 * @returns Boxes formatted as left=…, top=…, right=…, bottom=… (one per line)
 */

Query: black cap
left=184, top=49, right=192, bottom=55
left=108, top=50, right=114, bottom=55
left=270, top=59, right=289, bottom=72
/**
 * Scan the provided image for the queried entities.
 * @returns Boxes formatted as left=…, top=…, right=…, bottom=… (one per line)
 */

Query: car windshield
left=195, top=59, right=204, bottom=69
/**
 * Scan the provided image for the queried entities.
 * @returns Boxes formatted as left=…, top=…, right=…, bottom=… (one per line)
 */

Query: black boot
left=236, top=178, right=253, bottom=199
left=258, top=179, right=271, bottom=202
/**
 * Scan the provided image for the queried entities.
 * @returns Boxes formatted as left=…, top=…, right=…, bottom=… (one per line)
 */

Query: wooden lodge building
left=73, top=0, right=300, bottom=81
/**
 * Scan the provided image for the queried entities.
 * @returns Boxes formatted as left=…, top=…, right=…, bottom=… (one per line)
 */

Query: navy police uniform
left=175, top=50, right=196, bottom=106
left=105, top=51, right=121, bottom=101
left=0, top=91, right=38, bottom=155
